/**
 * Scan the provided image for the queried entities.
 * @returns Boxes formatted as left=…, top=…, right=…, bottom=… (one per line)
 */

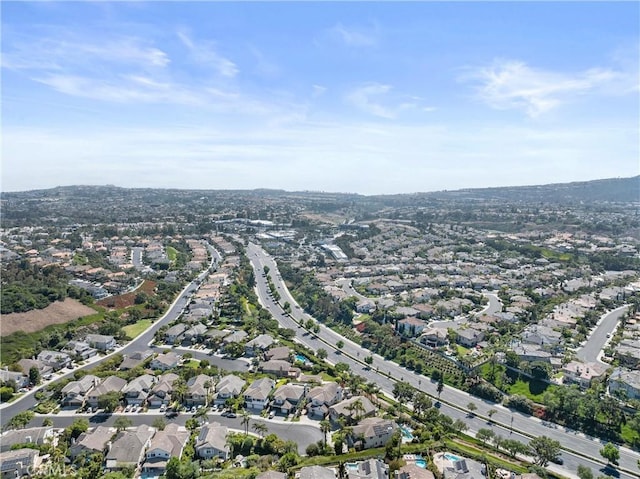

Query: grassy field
left=507, top=377, right=553, bottom=402
left=166, top=246, right=178, bottom=262
left=122, top=319, right=152, bottom=339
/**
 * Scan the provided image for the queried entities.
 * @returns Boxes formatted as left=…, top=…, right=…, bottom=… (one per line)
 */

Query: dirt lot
left=96, top=280, right=157, bottom=309
left=1, top=298, right=97, bottom=336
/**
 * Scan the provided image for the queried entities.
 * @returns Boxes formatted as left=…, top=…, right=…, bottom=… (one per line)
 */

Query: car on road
left=221, top=411, right=237, bottom=418
left=551, top=455, right=564, bottom=465
left=165, top=410, right=179, bottom=419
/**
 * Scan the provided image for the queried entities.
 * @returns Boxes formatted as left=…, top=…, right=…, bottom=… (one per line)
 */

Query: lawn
left=122, top=319, right=152, bottom=339
left=166, top=246, right=178, bottom=262
left=507, top=377, right=553, bottom=403
left=183, top=359, right=201, bottom=369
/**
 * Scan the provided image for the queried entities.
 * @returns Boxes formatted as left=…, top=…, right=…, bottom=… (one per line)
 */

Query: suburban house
left=562, top=361, right=608, bottom=389
left=346, top=458, right=389, bottom=479
left=396, top=464, right=435, bottom=479
left=183, top=324, right=208, bottom=343
left=195, top=423, right=229, bottom=460
left=455, top=328, right=485, bottom=348
left=349, top=417, right=398, bottom=449
left=37, top=350, right=72, bottom=370
left=297, top=465, right=336, bottom=479
left=223, top=329, right=248, bottom=345
left=142, top=424, right=190, bottom=475
left=120, top=349, right=153, bottom=371
left=260, top=359, right=297, bottom=378
left=245, top=334, right=275, bottom=356
left=85, top=334, right=117, bottom=351
left=265, top=346, right=291, bottom=361
left=356, top=300, right=377, bottom=314
left=61, top=374, right=100, bottom=407
left=419, top=327, right=448, bottom=348
left=87, top=376, right=127, bottom=408
left=105, top=425, right=155, bottom=471
left=63, top=340, right=98, bottom=360
left=609, top=368, right=640, bottom=400
left=257, top=471, right=287, bottom=479
left=123, top=374, right=156, bottom=406
left=164, top=324, right=188, bottom=344
left=306, top=382, right=343, bottom=419
left=271, top=383, right=307, bottom=416
left=511, top=344, right=552, bottom=363
left=214, top=374, right=246, bottom=406
left=0, top=369, right=28, bottom=389
left=397, top=317, right=428, bottom=337
left=186, top=374, right=213, bottom=406
left=17, top=358, right=52, bottom=378
left=244, top=377, right=275, bottom=411
left=150, top=352, right=181, bottom=371
left=148, top=373, right=179, bottom=408
left=70, top=426, right=114, bottom=459
left=329, top=396, right=376, bottom=425
left=0, top=427, right=54, bottom=452
left=0, top=448, right=40, bottom=478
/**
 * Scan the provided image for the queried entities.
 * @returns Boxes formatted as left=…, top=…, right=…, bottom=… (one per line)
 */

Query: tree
left=413, top=392, right=432, bottom=418
left=336, top=340, right=345, bottom=350
left=467, top=402, right=477, bottom=415
left=487, top=409, right=497, bottom=421
left=42, top=418, right=53, bottom=427
left=165, top=457, right=181, bottom=479
left=152, top=417, right=167, bottom=431
left=393, top=381, right=414, bottom=403
left=62, top=418, right=89, bottom=445
left=241, top=410, right=251, bottom=435
left=252, top=422, right=268, bottom=439
left=316, top=348, right=328, bottom=360
left=320, top=420, right=331, bottom=446
left=577, top=465, right=594, bottom=479
left=364, top=355, right=374, bottom=366
left=98, top=391, right=121, bottom=413
left=452, top=419, right=468, bottom=433
left=528, top=436, right=561, bottom=467
left=185, top=418, right=199, bottom=431
left=29, top=366, right=41, bottom=386
left=114, top=416, right=132, bottom=432
left=501, top=439, right=528, bottom=458
left=476, top=428, right=495, bottom=446
left=437, top=377, right=444, bottom=399
left=5, top=411, right=34, bottom=430
left=600, top=442, right=619, bottom=465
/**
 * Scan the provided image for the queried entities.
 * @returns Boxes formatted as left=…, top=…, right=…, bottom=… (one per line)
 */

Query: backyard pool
left=294, top=354, right=309, bottom=363
left=400, top=425, right=414, bottom=441
left=444, top=453, right=461, bottom=462
left=415, top=459, right=427, bottom=468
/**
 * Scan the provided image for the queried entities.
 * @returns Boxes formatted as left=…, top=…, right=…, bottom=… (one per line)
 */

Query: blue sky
left=2, top=1, right=638, bottom=194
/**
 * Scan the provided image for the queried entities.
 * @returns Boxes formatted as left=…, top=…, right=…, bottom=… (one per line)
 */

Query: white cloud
left=464, top=59, right=631, bottom=117
left=176, top=30, right=238, bottom=78
left=329, top=23, right=378, bottom=47
left=345, top=83, right=429, bottom=119
left=312, top=84, right=327, bottom=98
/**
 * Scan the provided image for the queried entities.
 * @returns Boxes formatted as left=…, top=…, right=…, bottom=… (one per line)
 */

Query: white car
left=124, top=405, right=131, bottom=413
left=159, top=405, right=166, bottom=413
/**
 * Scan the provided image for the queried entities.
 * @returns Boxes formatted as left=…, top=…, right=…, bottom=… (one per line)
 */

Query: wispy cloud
left=345, top=83, right=432, bottom=119
left=176, top=30, right=238, bottom=78
left=329, top=23, right=378, bottom=47
left=463, top=59, right=630, bottom=117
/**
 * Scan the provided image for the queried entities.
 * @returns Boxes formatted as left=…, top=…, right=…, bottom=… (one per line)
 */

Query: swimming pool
left=294, top=354, right=309, bottom=363
left=444, top=453, right=461, bottom=462
left=415, top=459, right=427, bottom=468
left=400, top=425, right=414, bottom=441
left=345, top=463, right=358, bottom=471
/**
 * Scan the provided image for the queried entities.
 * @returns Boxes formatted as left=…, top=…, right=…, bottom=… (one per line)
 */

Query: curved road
left=577, top=305, right=631, bottom=364
left=247, top=242, right=640, bottom=479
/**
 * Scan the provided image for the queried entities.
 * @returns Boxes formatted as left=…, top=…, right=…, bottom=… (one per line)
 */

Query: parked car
left=268, top=410, right=275, bottom=419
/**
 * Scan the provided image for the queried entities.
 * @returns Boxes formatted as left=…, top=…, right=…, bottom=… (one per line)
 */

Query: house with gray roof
left=142, top=423, right=189, bottom=475
left=61, top=374, right=100, bottom=407
left=350, top=417, right=397, bottom=449
left=183, top=323, right=208, bottom=343
left=265, top=346, right=291, bottom=361
left=244, top=377, right=275, bottom=411
left=0, top=369, right=28, bottom=389
left=214, top=374, right=246, bottom=406
left=150, top=352, right=181, bottom=371
left=223, top=329, right=248, bottom=345
left=245, top=334, right=275, bottom=356
left=260, top=359, right=296, bottom=378
left=85, top=334, right=116, bottom=351
left=257, top=471, right=287, bottom=479
left=195, top=423, right=229, bottom=460
left=329, top=396, right=375, bottom=425
left=87, top=376, right=127, bottom=408
left=123, top=374, right=156, bottom=406
left=165, top=324, right=188, bottom=344
left=347, top=458, right=389, bottom=479
left=70, top=426, right=114, bottom=458
left=63, top=340, right=98, bottom=360
left=105, top=424, right=155, bottom=471
left=186, top=374, right=214, bottom=406
left=0, top=448, right=39, bottom=478
left=119, top=349, right=153, bottom=371
left=609, top=368, right=640, bottom=400
left=17, top=358, right=52, bottom=378
left=37, top=350, right=72, bottom=370
left=148, top=373, right=179, bottom=408
left=306, top=382, right=343, bottom=419
left=298, top=465, right=336, bottom=479
left=0, top=427, right=54, bottom=452
left=395, top=464, right=434, bottom=479
left=271, top=383, right=307, bottom=416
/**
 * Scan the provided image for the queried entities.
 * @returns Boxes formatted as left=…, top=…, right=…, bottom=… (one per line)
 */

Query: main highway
left=247, top=242, right=640, bottom=479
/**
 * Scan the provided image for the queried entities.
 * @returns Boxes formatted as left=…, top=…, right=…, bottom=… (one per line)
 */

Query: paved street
left=247, top=242, right=640, bottom=479
left=576, top=305, right=631, bottom=364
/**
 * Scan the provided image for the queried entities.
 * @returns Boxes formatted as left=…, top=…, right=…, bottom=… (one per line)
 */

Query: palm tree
left=350, top=398, right=366, bottom=422
left=241, top=409, right=250, bottom=435
left=252, top=421, right=268, bottom=439
left=320, top=420, right=331, bottom=447
left=204, top=380, right=213, bottom=406
left=172, top=378, right=188, bottom=406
